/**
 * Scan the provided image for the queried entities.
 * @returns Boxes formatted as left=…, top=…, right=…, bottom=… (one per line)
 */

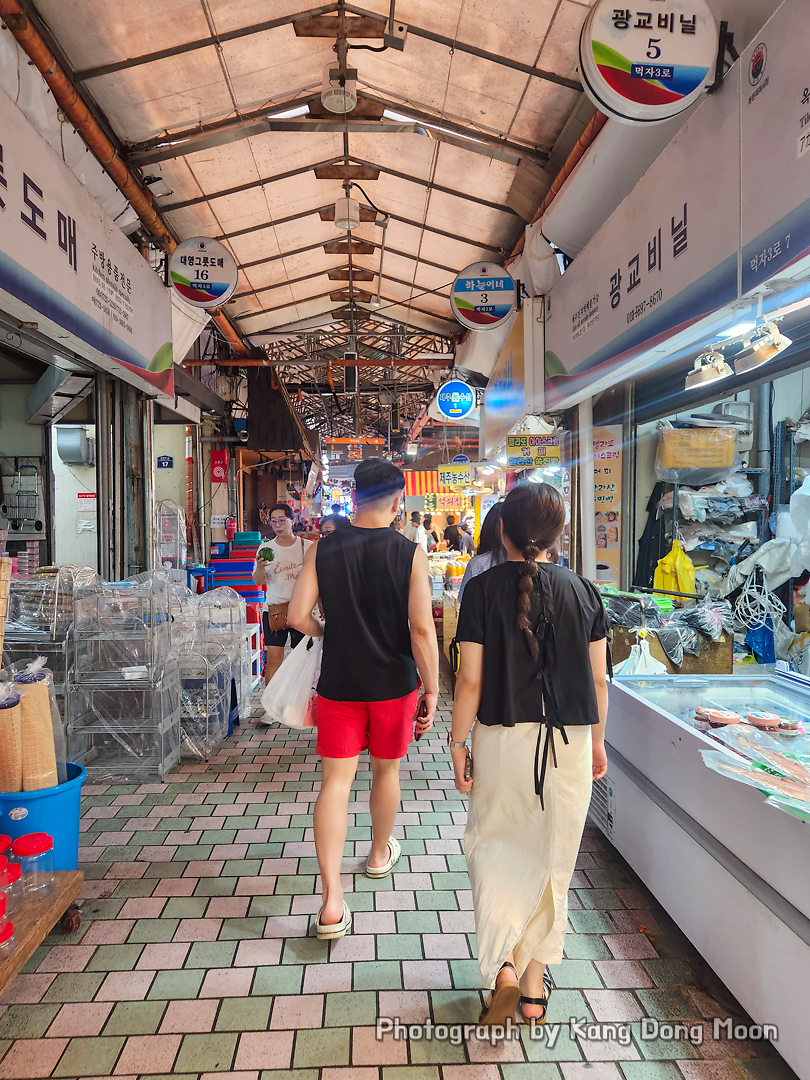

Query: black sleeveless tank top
left=316, top=527, right=418, bottom=701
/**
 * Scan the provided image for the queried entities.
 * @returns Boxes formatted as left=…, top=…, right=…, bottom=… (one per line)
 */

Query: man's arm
left=408, top=545, right=439, bottom=731
left=288, top=545, right=323, bottom=638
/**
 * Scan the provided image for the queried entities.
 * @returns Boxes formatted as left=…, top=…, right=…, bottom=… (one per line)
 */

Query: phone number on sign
left=626, top=288, right=663, bottom=324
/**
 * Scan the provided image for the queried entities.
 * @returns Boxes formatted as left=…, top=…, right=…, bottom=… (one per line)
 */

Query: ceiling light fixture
left=684, top=349, right=734, bottom=390
left=321, top=63, right=358, bottom=114
left=735, top=322, right=793, bottom=374
left=716, top=320, right=756, bottom=341
left=334, top=195, right=360, bottom=231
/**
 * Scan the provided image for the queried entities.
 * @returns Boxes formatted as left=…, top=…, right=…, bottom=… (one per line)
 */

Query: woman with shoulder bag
left=253, top=503, right=314, bottom=685
left=449, top=483, right=608, bottom=1029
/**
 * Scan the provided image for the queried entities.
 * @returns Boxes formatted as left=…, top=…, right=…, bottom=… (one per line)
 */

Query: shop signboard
left=593, top=425, right=622, bottom=587
left=740, top=0, right=810, bottom=295
left=480, top=310, right=526, bottom=457
left=450, top=263, right=517, bottom=331
left=157, top=456, right=173, bottom=469
left=325, top=437, right=386, bottom=480
left=544, top=62, right=741, bottom=412
left=579, top=0, right=718, bottom=125
left=210, top=451, right=229, bottom=483
left=168, top=237, right=238, bottom=308
left=436, top=380, right=476, bottom=421
left=437, top=464, right=472, bottom=490
left=0, top=89, right=174, bottom=395
left=452, top=454, right=470, bottom=464
left=506, top=434, right=561, bottom=469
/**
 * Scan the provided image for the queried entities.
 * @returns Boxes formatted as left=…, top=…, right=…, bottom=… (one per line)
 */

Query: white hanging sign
left=450, top=263, right=517, bottom=331
left=168, top=237, right=238, bottom=309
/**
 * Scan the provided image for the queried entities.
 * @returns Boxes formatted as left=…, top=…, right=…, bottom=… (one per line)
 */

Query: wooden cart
left=0, top=870, right=83, bottom=997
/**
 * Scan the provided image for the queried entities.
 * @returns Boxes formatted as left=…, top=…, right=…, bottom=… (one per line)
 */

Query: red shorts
left=316, top=690, right=419, bottom=759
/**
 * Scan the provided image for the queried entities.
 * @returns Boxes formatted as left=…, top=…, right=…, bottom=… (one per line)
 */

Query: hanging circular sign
left=437, top=380, right=476, bottom=421
left=579, top=0, right=718, bottom=125
left=168, top=236, right=238, bottom=308
left=450, top=263, right=517, bottom=331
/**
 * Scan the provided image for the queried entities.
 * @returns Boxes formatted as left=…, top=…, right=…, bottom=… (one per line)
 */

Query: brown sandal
left=479, top=961, right=521, bottom=1026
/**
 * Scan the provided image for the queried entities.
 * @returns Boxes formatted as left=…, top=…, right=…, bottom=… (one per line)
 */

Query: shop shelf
left=177, top=645, right=230, bottom=760
left=155, top=499, right=187, bottom=570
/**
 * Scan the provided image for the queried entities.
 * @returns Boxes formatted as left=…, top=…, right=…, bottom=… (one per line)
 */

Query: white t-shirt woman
left=255, top=535, right=313, bottom=608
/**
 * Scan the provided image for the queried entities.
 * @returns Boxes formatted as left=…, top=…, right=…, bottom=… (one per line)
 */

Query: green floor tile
left=628, top=1022, right=699, bottom=1060
left=253, top=964, right=303, bottom=996
left=112, top=879, right=157, bottom=898
left=0, top=1004, right=60, bottom=1039
left=449, top=960, right=481, bottom=989
left=430, top=873, right=469, bottom=890
left=377, top=934, right=424, bottom=960
left=274, top=875, right=316, bottom=895
left=174, top=1032, right=238, bottom=1073
left=248, top=896, right=292, bottom=917
left=417, top=891, right=458, bottom=911
left=545, top=988, right=593, bottom=1026
left=353, top=960, right=403, bottom=990
left=734, top=1059, right=801, bottom=1080
left=621, top=1063, right=685, bottom=1079
left=42, top=972, right=106, bottom=1003
left=324, top=990, right=377, bottom=1027
left=568, top=910, right=618, bottom=934
left=215, top=996, right=273, bottom=1031
left=221, top=859, right=262, bottom=877
left=293, top=1026, right=350, bottom=1068
left=78, top=899, right=127, bottom=920
left=635, top=989, right=700, bottom=1020
left=408, top=1036, right=466, bottom=1065
left=563, top=934, right=612, bottom=960
left=282, top=936, right=329, bottom=965
left=354, top=874, right=393, bottom=893
left=128, top=918, right=179, bottom=943
left=175, top=844, right=213, bottom=860
left=22, top=946, right=50, bottom=973
left=163, top=897, right=209, bottom=919
left=86, top=943, right=144, bottom=972
left=247, top=843, right=285, bottom=858
left=194, top=877, right=237, bottom=896
left=217, top=916, right=267, bottom=940
left=397, top=911, right=440, bottom=934
left=147, top=968, right=205, bottom=1000
left=144, top=860, right=187, bottom=877
left=381, top=1068, right=439, bottom=1080
left=549, top=959, right=603, bottom=989
left=345, top=892, right=374, bottom=912
left=185, top=940, right=237, bottom=968
left=445, top=855, right=468, bottom=872
left=577, top=888, right=622, bottom=909
left=520, top=1022, right=583, bottom=1061
left=502, top=1065, right=562, bottom=1080
left=429, top=989, right=480, bottom=1023
left=52, top=1036, right=125, bottom=1077
left=103, top=998, right=167, bottom=1035
left=640, top=959, right=695, bottom=987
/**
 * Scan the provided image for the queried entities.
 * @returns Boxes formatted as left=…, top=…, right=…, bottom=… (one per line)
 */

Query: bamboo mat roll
left=0, top=689, right=22, bottom=793
left=13, top=674, right=58, bottom=791
left=0, top=558, right=9, bottom=659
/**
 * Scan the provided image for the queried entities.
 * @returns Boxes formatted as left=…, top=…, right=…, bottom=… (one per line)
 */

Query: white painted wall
left=154, top=425, right=188, bottom=507
left=51, top=425, right=98, bottom=569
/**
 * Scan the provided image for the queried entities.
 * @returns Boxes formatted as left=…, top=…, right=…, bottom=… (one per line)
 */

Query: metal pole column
left=143, top=398, right=156, bottom=572
left=578, top=396, right=597, bottom=581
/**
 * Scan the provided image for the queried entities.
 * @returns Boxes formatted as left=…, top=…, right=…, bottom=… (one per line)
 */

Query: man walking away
left=253, top=503, right=313, bottom=684
left=444, top=514, right=462, bottom=551
left=459, top=520, right=475, bottom=555
left=403, top=511, right=429, bottom=552
left=289, top=458, right=439, bottom=939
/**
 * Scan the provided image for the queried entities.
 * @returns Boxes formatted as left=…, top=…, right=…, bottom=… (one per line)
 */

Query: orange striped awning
left=404, top=471, right=454, bottom=496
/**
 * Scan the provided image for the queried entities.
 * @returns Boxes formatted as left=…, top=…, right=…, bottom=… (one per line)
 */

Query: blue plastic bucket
left=0, top=762, right=86, bottom=871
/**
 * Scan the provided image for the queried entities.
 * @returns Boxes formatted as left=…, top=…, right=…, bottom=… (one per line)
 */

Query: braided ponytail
left=500, top=483, right=566, bottom=660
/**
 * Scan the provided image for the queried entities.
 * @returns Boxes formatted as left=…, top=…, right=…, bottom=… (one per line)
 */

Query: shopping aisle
left=0, top=676, right=794, bottom=1080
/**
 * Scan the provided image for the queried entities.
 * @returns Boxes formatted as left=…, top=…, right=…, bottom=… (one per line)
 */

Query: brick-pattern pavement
left=0, top=675, right=796, bottom=1080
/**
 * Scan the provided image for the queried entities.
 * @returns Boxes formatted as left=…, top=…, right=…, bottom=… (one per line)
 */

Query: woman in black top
left=450, top=483, right=608, bottom=1028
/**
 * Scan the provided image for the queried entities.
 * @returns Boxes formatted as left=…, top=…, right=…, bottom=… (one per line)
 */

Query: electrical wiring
left=733, top=569, right=786, bottom=633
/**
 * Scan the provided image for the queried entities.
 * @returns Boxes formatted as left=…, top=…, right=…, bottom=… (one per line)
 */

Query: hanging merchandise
left=654, top=540, right=696, bottom=596
left=613, top=636, right=668, bottom=676
left=675, top=598, right=733, bottom=641
left=655, top=423, right=739, bottom=486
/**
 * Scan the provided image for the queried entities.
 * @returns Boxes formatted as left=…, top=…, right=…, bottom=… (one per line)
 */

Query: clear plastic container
left=10, top=832, right=54, bottom=894
left=0, top=862, right=24, bottom=915
left=0, top=836, right=10, bottom=859
left=0, top=920, right=15, bottom=956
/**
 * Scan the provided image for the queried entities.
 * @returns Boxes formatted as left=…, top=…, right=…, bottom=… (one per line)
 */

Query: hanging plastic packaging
left=613, top=638, right=668, bottom=676
left=700, top=749, right=810, bottom=812
left=12, top=658, right=66, bottom=790
left=712, top=726, right=810, bottom=786
left=261, top=636, right=322, bottom=729
left=655, top=423, right=738, bottom=486
left=676, top=599, right=733, bottom=642
left=654, top=541, right=696, bottom=597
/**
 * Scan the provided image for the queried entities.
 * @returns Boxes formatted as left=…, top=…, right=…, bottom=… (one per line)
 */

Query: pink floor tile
left=603, top=934, right=659, bottom=960
left=439, top=911, right=476, bottom=934
left=206, top=897, right=250, bottom=919
left=160, top=998, right=219, bottom=1034
left=37, top=945, right=96, bottom=973
left=560, top=1065, right=623, bottom=1080
left=0, top=1038, right=68, bottom=1078
left=353, top=911, right=396, bottom=935
left=329, top=935, right=376, bottom=962
left=322, top=1069, right=378, bottom=1080
left=0, top=975, right=56, bottom=1005
left=118, top=897, right=167, bottom=919
left=422, top=934, right=470, bottom=960
left=444, top=1067, right=502, bottom=1080
left=676, top=1064, right=742, bottom=1080
left=614, top=888, right=655, bottom=909
left=402, top=960, right=452, bottom=990
left=263, top=914, right=311, bottom=938
left=352, top=1026, right=407, bottom=1065
left=609, top=909, right=664, bottom=935
left=269, top=994, right=324, bottom=1030
left=302, top=963, right=353, bottom=994
left=378, top=991, right=430, bottom=1024
left=234, top=939, right=282, bottom=967
left=234, top=876, right=277, bottom=896
left=173, top=918, right=223, bottom=942
left=375, top=892, right=415, bottom=911
left=152, top=877, right=198, bottom=897
left=200, top=967, right=255, bottom=998
left=200, top=1074, right=258, bottom=1080
left=233, top=1031, right=294, bottom=1071
left=583, top=989, right=646, bottom=1022
left=593, top=961, right=655, bottom=989
left=184, top=860, right=224, bottom=878
left=46, top=1002, right=114, bottom=1038
left=211, top=844, right=249, bottom=859
left=290, top=895, right=322, bottom=915
left=392, top=872, right=432, bottom=891
left=457, top=891, right=474, bottom=910
left=95, top=970, right=155, bottom=1001
left=259, top=859, right=299, bottom=876
left=466, top=1032, right=525, bottom=1063
left=81, top=920, right=135, bottom=946
left=114, top=1034, right=182, bottom=1075
left=104, top=862, right=146, bottom=880
left=136, top=942, right=191, bottom=970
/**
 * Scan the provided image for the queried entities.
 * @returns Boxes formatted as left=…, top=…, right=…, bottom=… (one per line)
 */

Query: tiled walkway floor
left=0, top=675, right=796, bottom=1080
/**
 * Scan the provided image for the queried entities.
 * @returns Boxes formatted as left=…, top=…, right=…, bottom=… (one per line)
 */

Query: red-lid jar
left=11, top=833, right=54, bottom=858
left=0, top=836, right=10, bottom=857
left=0, top=920, right=14, bottom=954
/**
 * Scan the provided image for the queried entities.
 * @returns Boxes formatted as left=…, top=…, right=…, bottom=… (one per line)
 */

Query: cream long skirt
left=464, top=722, right=593, bottom=987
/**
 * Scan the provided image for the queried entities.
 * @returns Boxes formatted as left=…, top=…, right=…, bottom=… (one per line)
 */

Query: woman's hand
left=451, top=746, right=473, bottom=794
left=592, top=739, right=608, bottom=781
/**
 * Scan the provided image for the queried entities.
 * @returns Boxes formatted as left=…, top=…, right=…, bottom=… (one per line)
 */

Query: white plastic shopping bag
left=613, top=638, right=668, bottom=676
left=261, top=635, right=322, bottom=728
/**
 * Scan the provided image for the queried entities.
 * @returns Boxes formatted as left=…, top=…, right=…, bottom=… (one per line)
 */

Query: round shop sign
left=579, top=0, right=718, bottom=125
left=168, top=236, right=239, bottom=308
left=450, top=263, right=517, bottom=331
left=437, top=380, right=476, bottom=421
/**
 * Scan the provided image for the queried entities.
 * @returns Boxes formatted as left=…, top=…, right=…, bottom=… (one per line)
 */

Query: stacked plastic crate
left=208, top=532, right=264, bottom=702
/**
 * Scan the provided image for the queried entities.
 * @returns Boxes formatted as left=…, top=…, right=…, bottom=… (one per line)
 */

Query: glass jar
left=10, top=833, right=55, bottom=894
left=0, top=836, right=10, bottom=860
left=0, top=921, right=14, bottom=956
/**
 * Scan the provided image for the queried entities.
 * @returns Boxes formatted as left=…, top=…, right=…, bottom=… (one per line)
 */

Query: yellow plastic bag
left=654, top=540, right=695, bottom=597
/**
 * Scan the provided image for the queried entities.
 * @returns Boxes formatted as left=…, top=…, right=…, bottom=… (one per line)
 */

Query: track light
left=735, top=322, right=793, bottom=373
left=685, top=349, right=733, bottom=390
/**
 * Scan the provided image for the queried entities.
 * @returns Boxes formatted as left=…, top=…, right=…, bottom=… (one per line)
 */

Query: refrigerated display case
left=602, top=672, right=810, bottom=1078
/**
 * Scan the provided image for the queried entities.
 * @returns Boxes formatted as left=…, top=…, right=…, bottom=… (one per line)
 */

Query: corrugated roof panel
left=508, top=82, right=583, bottom=145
